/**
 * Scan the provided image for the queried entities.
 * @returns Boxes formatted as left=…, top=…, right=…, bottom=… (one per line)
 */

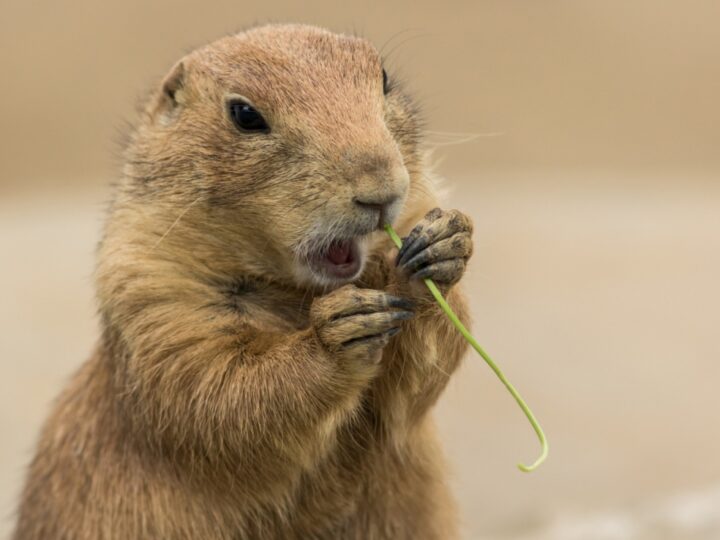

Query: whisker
left=152, top=196, right=202, bottom=250
left=424, top=130, right=505, bottom=147
left=382, top=31, right=432, bottom=64
left=379, top=28, right=424, bottom=57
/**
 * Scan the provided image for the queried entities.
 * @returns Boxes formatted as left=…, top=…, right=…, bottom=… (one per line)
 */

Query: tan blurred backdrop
left=1, top=1, right=719, bottom=539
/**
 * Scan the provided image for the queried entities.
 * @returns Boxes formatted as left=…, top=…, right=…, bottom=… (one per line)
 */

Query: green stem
left=384, top=223, right=548, bottom=472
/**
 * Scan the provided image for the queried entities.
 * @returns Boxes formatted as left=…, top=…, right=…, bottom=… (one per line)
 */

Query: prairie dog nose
left=353, top=193, right=400, bottom=227
left=352, top=193, right=399, bottom=212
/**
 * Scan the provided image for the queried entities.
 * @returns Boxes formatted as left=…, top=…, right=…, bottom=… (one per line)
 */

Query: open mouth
left=309, top=238, right=363, bottom=281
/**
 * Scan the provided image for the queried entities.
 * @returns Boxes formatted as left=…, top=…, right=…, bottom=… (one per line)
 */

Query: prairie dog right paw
left=310, top=285, right=414, bottom=363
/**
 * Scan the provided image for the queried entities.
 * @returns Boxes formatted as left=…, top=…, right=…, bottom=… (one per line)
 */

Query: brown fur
left=14, top=24, right=473, bottom=539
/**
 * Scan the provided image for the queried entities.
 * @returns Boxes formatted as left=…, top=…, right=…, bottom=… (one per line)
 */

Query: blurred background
left=1, top=1, right=719, bottom=538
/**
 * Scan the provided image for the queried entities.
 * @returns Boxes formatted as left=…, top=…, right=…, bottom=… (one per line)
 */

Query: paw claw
left=387, top=295, right=415, bottom=310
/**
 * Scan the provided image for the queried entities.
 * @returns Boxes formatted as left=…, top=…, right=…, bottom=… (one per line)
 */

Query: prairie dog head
left=123, top=24, right=422, bottom=289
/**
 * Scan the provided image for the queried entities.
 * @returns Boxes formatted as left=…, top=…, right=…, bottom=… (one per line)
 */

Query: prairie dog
left=14, top=24, right=473, bottom=539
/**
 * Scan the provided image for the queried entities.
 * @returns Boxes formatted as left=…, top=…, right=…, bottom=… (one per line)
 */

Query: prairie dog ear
left=151, top=60, right=187, bottom=123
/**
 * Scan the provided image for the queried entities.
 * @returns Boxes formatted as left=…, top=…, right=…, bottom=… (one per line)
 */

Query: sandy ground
left=1, top=173, right=719, bottom=539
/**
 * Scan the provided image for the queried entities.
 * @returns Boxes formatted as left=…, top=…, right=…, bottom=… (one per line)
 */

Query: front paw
left=396, top=208, right=473, bottom=288
left=310, top=285, right=414, bottom=364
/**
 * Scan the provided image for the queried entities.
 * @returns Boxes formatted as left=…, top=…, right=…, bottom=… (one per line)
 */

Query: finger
left=411, top=259, right=466, bottom=285
left=331, top=311, right=413, bottom=343
left=400, top=233, right=473, bottom=273
left=327, top=291, right=413, bottom=320
left=319, top=310, right=412, bottom=349
left=313, top=287, right=413, bottom=324
left=395, top=224, right=425, bottom=265
left=395, top=207, right=443, bottom=263
left=341, top=327, right=402, bottom=361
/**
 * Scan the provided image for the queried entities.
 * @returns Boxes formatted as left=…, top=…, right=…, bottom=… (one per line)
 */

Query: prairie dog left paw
left=395, top=208, right=473, bottom=287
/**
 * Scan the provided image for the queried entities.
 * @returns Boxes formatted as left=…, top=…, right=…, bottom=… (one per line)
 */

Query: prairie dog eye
left=382, top=68, right=390, bottom=95
left=228, top=100, right=269, bottom=132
